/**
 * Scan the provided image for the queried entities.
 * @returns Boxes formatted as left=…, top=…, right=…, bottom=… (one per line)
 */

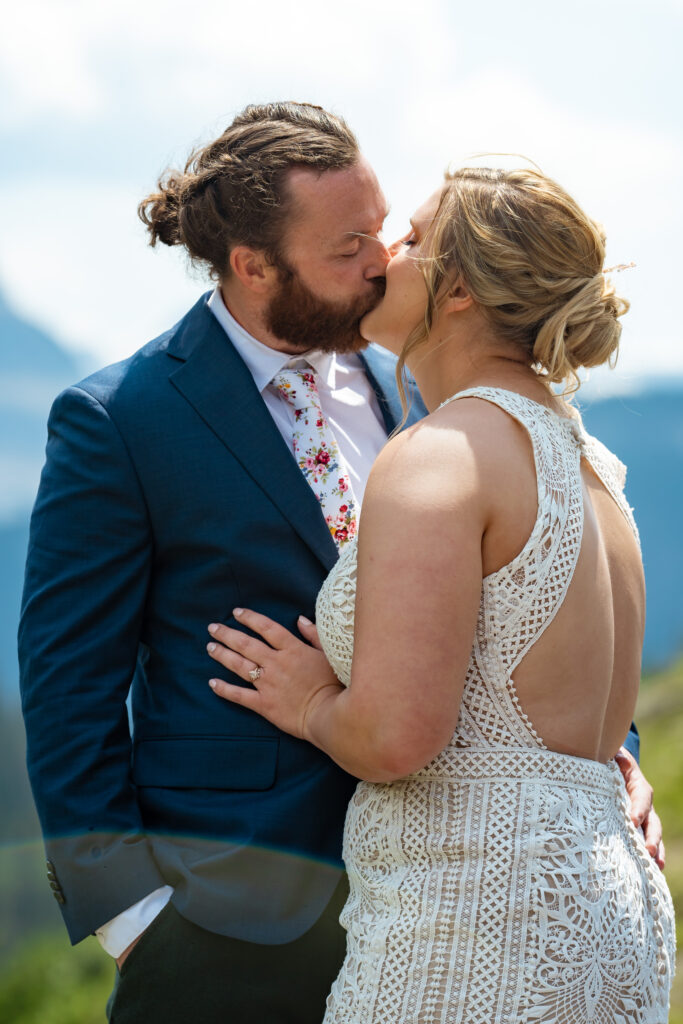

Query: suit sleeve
left=19, top=385, right=166, bottom=944
left=623, top=722, right=640, bottom=762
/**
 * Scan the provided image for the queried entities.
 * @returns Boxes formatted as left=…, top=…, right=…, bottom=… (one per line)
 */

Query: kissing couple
left=20, top=101, right=675, bottom=1022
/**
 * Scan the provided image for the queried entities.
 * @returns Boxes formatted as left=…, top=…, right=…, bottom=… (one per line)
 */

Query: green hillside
left=636, top=657, right=683, bottom=1022
left=0, top=660, right=681, bottom=1022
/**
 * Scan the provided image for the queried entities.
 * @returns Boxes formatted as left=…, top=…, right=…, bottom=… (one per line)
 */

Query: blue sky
left=1, top=0, right=681, bottom=394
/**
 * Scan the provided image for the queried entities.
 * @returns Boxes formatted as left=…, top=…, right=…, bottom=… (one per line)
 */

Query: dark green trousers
left=107, top=875, right=349, bottom=1024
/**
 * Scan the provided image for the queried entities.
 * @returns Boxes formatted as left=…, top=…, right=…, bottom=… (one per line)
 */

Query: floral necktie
left=272, top=366, right=358, bottom=548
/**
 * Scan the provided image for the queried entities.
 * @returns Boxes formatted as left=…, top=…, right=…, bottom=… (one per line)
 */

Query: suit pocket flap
left=133, top=737, right=278, bottom=791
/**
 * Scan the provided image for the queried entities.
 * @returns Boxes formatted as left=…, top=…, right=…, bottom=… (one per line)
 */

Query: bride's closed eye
left=388, top=231, right=417, bottom=258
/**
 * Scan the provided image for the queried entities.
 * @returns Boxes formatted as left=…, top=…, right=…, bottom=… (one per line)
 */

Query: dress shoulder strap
left=440, top=386, right=586, bottom=677
left=441, top=388, right=638, bottom=549
left=438, top=385, right=580, bottom=431
left=579, top=431, right=641, bottom=552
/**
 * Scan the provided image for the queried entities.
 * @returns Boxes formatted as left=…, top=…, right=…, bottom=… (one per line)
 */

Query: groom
left=19, top=102, right=655, bottom=1023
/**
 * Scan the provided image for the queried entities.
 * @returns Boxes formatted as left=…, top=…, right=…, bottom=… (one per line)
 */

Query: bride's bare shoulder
left=369, top=396, right=531, bottom=498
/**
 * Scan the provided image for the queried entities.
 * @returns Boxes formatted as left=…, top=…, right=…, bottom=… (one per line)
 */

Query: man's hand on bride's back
left=615, top=747, right=665, bottom=869
left=206, top=610, right=343, bottom=742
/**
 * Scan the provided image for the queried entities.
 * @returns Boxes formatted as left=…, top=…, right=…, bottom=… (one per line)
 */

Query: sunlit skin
left=206, top=189, right=664, bottom=869
left=220, top=155, right=390, bottom=353
left=359, top=189, right=442, bottom=359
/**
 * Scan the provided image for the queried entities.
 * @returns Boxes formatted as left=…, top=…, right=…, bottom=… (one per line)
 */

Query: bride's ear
left=443, top=278, right=474, bottom=314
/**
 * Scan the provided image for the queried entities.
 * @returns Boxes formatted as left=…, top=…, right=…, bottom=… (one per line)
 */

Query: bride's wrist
left=301, top=682, right=344, bottom=746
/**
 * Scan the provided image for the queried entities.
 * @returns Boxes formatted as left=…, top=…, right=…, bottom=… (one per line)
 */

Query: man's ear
left=443, top=279, right=474, bottom=314
left=229, top=246, right=279, bottom=294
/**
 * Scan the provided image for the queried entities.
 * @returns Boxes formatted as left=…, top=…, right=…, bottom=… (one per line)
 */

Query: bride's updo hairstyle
left=398, top=166, right=629, bottom=397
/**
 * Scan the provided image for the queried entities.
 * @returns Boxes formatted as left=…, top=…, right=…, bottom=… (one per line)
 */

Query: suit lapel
left=167, top=298, right=338, bottom=572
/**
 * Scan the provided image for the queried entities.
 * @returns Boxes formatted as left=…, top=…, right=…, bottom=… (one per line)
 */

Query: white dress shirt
left=208, top=287, right=387, bottom=503
left=96, top=288, right=389, bottom=956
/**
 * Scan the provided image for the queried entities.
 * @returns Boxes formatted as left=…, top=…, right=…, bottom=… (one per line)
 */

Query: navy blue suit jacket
left=19, top=292, right=426, bottom=944
left=19, top=291, right=638, bottom=945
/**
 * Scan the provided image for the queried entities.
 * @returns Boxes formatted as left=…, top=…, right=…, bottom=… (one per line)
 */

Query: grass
left=636, top=657, right=683, bottom=1022
left=0, top=932, right=114, bottom=1024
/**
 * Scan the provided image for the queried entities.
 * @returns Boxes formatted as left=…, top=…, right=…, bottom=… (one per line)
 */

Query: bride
left=206, top=166, right=675, bottom=1022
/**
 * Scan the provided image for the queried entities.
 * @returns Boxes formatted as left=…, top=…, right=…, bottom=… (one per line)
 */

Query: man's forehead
left=286, top=162, right=387, bottom=233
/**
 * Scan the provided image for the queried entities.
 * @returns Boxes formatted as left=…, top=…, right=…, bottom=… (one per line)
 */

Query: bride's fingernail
left=207, top=643, right=216, bottom=653
left=299, top=615, right=312, bottom=625
left=209, top=679, right=218, bottom=689
left=233, top=608, right=243, bottom=617
left=208, top=623, right=218, bottom=634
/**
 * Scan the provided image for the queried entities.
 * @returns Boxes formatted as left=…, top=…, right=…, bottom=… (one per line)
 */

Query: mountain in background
left=0, top=288, right=81, bottom=522
left=1, top=292, right=682, bottom=700
left=580, top=389, right=683, bottom=664
left=0, top=289, right=78, bottom=378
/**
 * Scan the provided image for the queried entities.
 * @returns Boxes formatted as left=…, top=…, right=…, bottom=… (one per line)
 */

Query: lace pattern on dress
left=316, top=386, right=675, bottom=1023
left=444, top=389, right=586, bottom=756
left=316, top=538, right=358, bottom=688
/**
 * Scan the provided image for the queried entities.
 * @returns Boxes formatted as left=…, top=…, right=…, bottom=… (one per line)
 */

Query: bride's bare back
left=468, top=394, right=645, bottom=762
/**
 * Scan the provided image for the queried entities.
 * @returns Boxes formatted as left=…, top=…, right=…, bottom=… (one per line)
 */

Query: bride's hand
left=206, top=609, right=343, bottom=741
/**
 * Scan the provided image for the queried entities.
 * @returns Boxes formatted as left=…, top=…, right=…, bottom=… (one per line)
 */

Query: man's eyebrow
left=344, top=232, right=381, bottom=243
left=344, top=230, right=390, bottom=246
left=342, top=205, right=392, bottom=242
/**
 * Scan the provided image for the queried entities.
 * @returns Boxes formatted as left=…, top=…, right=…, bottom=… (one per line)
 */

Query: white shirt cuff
left=95, top=885, right=173, bottom=958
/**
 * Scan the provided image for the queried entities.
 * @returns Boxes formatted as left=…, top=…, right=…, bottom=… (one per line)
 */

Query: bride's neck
left=407, top=327, right=552, bottom=413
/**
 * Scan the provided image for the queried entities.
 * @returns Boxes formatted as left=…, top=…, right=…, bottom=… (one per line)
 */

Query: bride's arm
left=207, top=418, right=488, bottom=782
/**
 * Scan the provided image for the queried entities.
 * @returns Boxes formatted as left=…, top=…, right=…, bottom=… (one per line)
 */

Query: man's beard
left=265, top=260, right=385, bottom=354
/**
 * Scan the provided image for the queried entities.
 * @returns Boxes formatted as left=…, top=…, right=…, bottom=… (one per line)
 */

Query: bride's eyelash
left=402, top=237, right=416, bottom=247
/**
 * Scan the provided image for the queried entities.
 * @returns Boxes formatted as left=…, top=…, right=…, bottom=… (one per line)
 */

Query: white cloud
left=0, top=3, right=680, bottom=385
left=0, top=0, right=450, bottom=126
left=390, top=68, right=683, bottom=235
left=0, top=2, right=103, bottom=124
left=0, top=181, right=203, bottom=363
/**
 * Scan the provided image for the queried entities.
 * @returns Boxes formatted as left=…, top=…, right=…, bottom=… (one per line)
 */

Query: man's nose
left=364, top=238, right=392, bottom=279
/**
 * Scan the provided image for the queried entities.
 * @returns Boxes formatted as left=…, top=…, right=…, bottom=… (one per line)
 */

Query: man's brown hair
left=138, top=102, right=359, bottom=278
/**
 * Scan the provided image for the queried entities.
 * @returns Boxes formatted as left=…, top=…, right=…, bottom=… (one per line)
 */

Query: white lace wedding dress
left=315, top=388, right=675, bottom=1024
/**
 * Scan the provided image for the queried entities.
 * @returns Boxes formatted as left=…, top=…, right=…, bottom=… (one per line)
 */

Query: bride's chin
left=359, top=309, right=381, bottom=345
left=360, top=314, right=404, bottom=356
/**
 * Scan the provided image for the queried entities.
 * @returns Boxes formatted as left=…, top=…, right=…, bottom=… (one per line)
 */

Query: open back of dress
left=316, top=387, right=675, bottom=1024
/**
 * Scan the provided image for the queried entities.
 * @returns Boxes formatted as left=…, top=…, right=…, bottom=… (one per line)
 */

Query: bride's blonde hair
left=397, top=166, right=629, bottom=407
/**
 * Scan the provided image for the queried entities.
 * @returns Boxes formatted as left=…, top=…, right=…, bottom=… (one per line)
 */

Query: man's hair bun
left=137, top=102, right=359, bottom=279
